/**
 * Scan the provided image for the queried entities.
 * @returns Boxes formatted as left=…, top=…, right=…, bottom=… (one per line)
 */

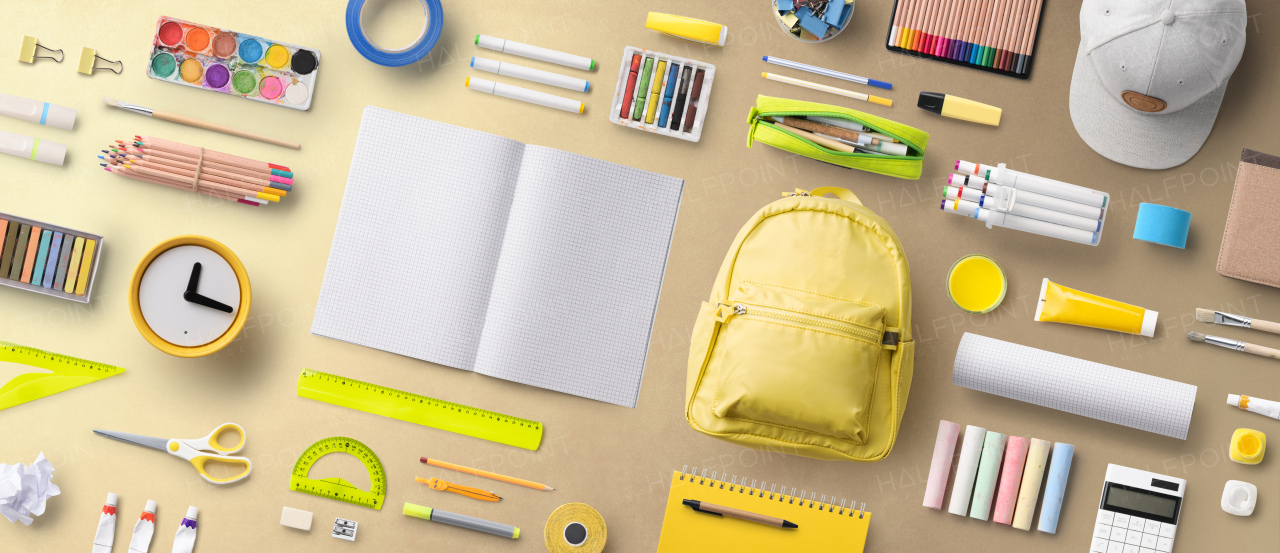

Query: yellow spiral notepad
left=656, top=468, right=870, bottom=552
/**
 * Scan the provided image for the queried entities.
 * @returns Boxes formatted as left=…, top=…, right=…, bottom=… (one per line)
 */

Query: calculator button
left=1142, top=533, right=1158, bottom=548
left=1125, top=545, right=1140, bottom=553
left=1128, top=517, right=1146, bottom=531
left=1092, top=538, right=1111, bottom=553
left=1097, top=510, right=1115, bottom=524
left=1159, top=523, right=1176, bottom=538
left=1141, top=549, right=1156, bottom=553
left=1114, top=513, right=1131, bottom=527
left=1109, top=541, right=1126, bottom=553
left=1144, top=520, right=1161, bottom=534
left=1095, top=523, right=1114, bottom=539
left=1156, top=537, right=1173, bottom=552
left=1110, top=527, right=1128, bottom=541
left=1125, top=531, right=1142, bottom=545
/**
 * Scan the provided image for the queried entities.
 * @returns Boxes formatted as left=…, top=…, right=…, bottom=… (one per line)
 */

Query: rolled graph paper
left=993, top=436, right=1029, bottom=524
left=1012, top=438, right=1052, bottom=530
left=952, top=333, right=1197, bottom=439
left=969, top=431, right=1007, bottom=520
left=1037, top=443, right=1075, bottom=534
left=923, top=420, right=961, bottom=509
left=948, top=426, right=988, bottom=515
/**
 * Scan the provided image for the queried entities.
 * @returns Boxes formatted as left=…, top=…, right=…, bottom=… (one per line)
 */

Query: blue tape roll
left=346, top=0, right=444, bottom=67
left=1133, top=203, right=1191, bottom=249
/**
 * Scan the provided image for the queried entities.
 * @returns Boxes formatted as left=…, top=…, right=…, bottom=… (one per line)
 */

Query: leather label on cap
left=1122, top=91, right=1167, bottom=113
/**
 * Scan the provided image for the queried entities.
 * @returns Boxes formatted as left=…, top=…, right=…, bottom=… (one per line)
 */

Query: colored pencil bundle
left=887, top=0, right=1044, bottom=77
left=100, top=136, right=294, bottom=207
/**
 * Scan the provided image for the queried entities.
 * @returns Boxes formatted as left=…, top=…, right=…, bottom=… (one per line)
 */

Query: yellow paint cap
left=646, top=13, right=728, bottom=46
left=1230, top=428, right=1265, bottom=464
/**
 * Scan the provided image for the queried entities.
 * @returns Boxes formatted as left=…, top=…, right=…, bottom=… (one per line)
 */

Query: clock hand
left=182, top=291, right=234, bottom=313
left=186, top=262, right=202, bottom=293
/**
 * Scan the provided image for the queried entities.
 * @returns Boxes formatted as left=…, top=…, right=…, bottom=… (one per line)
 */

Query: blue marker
left=657, top=63, right=680, bottom=128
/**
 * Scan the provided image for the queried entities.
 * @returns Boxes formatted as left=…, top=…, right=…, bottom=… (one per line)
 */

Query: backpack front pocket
left=710, top=282, right=886, bottom=444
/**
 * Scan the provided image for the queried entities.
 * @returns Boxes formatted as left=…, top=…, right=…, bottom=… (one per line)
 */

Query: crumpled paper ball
left=0, top=452, right=61, bottom=525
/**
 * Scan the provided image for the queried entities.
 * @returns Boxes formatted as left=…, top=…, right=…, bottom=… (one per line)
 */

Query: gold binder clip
left=19, top=36, right=63, bottom=63
left=77, top=47, right=122, bottom=75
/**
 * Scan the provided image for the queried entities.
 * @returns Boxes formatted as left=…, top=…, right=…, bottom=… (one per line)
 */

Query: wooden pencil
left=1008, top=0, right=1033, bottom=70
left=121, top=161, right=282, bottom=202
left=995, top=0, right=1017, bottom=68
left=113, top=151, right=290, bottom=191
left=1020, top=0, right=1044, bottom=73
left=963, top=0, right=985, bottom=61
left=914, top=0, right=933, bottom=51
left=120, top=158, right=286, bottom=198
left=934, top=0, right=954, bottom=55
left=134, top=136, right=291, bottom=174
left=113, top=145, right=292, bottom=186
left=945, top=0, right=966, bottom=58
left=104, top=166, right=260, bottom=206
left=982, top=0, right=1004, bottom=66
left=890, top=0, right=909, bottom=46
left=1004, top=0, right=1028, bottom=69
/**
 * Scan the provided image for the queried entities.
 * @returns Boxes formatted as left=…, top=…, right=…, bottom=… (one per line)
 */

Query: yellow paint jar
left=947, top=255, right=1006, bottom=314
left=1230, top=428, right=1265, bottom=465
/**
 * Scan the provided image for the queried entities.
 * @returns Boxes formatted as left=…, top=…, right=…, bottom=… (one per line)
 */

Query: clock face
left=138, top=245, right=241, bottom=347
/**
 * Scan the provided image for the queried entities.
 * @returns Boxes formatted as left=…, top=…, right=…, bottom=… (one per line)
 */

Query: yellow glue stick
left=1034, top=278, right=1158, bottom=336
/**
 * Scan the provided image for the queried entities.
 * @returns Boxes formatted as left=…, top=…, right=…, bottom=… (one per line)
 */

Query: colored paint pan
left=145, top=16, right=320, bottom=111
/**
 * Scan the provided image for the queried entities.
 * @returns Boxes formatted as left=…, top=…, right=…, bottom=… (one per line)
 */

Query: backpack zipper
left=719, top=302, right=881, bottom=344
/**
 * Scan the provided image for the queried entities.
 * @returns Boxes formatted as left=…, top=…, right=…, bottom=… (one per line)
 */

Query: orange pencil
left=910, top=0, right=929, bottom=51
left=891, top=0, right=909, bottom=47
left=903, top=0, right=923, bottom=49
left=421, top=458, right=554, bottom=491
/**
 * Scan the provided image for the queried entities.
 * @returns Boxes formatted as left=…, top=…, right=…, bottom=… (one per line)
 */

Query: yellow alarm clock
left=129, top=236, right=251, bottom=357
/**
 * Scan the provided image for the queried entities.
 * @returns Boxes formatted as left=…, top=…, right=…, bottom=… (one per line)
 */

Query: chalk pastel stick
left=10, top=225, right=31, bottom=280
left=1013, top=438, right=1051, bottom=530
left=993, top=436, right=1030, bottom=525
left=42, top=232, right=62, bottom=288
left=969, top=431, right=1007, bottom=520
left=948, top=425, right=988, bottom=515
left=31, top=230, right=51, bottom=286
left=20, top=226, right=40, bottom=283
left=1037, top=442, right=1074, bottom=534
left=75, top=239, right=96, bottom=295
left=64, top=236, right=84, bottom=293
left=924, top=420, right=961, bottom=509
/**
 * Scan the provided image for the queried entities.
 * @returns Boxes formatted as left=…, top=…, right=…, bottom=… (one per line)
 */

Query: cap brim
left=1069, top=43, right=1227, bottom=170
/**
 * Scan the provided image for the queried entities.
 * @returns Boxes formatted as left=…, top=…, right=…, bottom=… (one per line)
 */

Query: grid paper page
left=311, top=107, right=525, bottom=370
left=952, top=333, right=1197, bottom=439
left=472, top=146, right=684, bottom=407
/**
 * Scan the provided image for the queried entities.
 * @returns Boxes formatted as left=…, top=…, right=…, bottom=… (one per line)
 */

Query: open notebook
left=312, top=107, right=684, bottom=407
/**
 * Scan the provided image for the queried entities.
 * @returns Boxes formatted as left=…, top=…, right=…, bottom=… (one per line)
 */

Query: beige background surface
left=2, top=1, right=1278, bottom=551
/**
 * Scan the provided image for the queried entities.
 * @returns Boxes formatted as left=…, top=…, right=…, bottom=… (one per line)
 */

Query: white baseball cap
left=1069, top=0, right=1246, bottom=170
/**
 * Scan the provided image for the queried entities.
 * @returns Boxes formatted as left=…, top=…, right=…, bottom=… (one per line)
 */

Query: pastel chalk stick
left=924, top=420, right=961, bottom=509
left=993, top=436, right=1030, bottom=525
left=1037, top=443, right=1074, bottom=534
left=948, top=425, right=988, bottom=515
left=42, top=232, right=62, bottom=288
left=31, top=230, right=51, bottom=286
left=1013, top=438, right=1052, bottom=530
left=969, top=431, right=1007, bottom=520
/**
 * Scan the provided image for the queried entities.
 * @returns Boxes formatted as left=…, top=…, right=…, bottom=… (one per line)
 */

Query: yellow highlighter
left=645, top=60, right=667, bottom=124
left=646, top=13, right=728, bottom=46
left=917, top=92, right=1002, bottom=126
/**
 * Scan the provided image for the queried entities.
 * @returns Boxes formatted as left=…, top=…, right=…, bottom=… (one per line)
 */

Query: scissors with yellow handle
left=94, top=423, right=252, bottom=485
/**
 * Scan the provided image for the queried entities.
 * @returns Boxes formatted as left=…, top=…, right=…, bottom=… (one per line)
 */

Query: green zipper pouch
left=747, top=95, right=930, bottom=180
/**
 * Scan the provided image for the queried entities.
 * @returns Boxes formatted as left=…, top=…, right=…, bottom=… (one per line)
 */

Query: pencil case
left=747, top=95, right=929, bottom=180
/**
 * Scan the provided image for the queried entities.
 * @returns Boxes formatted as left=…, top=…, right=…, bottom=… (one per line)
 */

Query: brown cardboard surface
left=1, top=1, right=1276, bottom=551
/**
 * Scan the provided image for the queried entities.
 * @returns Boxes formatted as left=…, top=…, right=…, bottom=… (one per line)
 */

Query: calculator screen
left=1104, top=484, right=1178, bottom=518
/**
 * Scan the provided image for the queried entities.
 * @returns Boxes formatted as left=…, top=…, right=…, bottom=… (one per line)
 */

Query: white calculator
left=1090, top=465, right=1184, bottom=553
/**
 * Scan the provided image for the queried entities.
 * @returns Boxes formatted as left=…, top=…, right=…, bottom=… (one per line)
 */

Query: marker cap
left=471, top=57, right=501, bottom=74
left=1228, top=394, right=1242, bottom=407
left=475, top=35, right=505, bottom=51
left=403, top=502, right=433, bottom=520
left=34, top=139, right=67, bottom=166
left=106, top=493, right=118, bottom=506
left=44, top=104, right=76, bottom=131
left=144, top=500, right=157, bottom=513
left=466, top=77, right=497, bottom=94
left=185, top=506, right=198, bottom=520
left=1140, top=309, right=1158, bottom=337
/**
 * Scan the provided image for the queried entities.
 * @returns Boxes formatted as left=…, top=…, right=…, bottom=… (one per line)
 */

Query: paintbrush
left=1196, top=308, right=1280, bottom=335
left=101, top=97, right=300, bottom=149
left=1187, top=331, right=1280, bottom=361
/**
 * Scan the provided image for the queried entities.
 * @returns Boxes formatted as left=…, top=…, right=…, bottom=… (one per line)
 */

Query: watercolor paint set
left=146, top=16, right=320, bottom=110
left=0, top=212, right=103, bottom=303
left=609, top=46, right=715, bottom=143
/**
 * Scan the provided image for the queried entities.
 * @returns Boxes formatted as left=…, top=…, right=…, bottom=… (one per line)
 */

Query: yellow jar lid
left=1230, top=428, right=1265, bottom=465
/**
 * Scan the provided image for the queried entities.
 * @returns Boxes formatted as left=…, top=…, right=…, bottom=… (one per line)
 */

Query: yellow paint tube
left=1034, top=278, right=1157, bottom=336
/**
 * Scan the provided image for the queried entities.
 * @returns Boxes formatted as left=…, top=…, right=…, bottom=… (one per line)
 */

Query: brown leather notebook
left=1218, top=149, right=1280, bottom=288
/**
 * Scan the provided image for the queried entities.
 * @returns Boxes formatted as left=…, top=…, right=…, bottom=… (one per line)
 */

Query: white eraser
left=280, top=507, right=313, bottom=531
left=144, top=500, right=157, bottom=513
left=106, top=493, right=118, bottom=506
left=185, top=506, right=198, bottom=520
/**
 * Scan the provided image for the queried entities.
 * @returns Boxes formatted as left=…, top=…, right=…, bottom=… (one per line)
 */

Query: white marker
left=471, top=57, right=589, bottom=92
left=0, top=129, right=66, bottom=165
left=949, top=174, right=1104, bottom=220
left=943, top=186, right=1101, bottom=232
left=466, top=77, right=584, bottom=114
left=475, top=35, right=595, bottom=71
left=942, top=199, right=1098, bottom=245
left=956, top=161, right=1108, bottom=209
left=0, top=92, right=76, bottom=130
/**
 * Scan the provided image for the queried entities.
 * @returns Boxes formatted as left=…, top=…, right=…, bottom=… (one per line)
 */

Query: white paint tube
left=171, top=506, right=198, bottom=553
left=92, top=493, right=118, bottom=553
left=128, top=500, right=156, bottom=553
left=1229, top=394, right=1280, bottom=421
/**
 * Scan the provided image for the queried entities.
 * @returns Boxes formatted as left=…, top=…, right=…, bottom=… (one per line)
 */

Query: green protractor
left=288, top=437, right=387, bottom=510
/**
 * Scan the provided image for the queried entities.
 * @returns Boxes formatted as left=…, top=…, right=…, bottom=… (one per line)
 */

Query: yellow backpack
left=685, top=187, right=913, bottom=461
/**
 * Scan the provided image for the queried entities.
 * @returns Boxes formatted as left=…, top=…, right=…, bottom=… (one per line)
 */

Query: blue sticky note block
left=777, top=0, right=794, bottom=11
left=1133, top=203, right=1191, bottom=249
left=796, top=8, right=829, bottom=37
left=824, top=2, right=846, bottom=26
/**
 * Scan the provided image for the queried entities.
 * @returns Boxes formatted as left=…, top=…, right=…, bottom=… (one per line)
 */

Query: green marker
left=631, top=57, right=654, bottom=121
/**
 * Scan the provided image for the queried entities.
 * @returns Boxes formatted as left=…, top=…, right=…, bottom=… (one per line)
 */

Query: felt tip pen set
left=147, top=16, right=320, bottom=110
left=941, top=160, right=1109, bottom=245
left=609, top=46, right=716, bottom=142
left=0, top=212, right=103, bottom=303
left=886, top=0, right=1045, bottom=79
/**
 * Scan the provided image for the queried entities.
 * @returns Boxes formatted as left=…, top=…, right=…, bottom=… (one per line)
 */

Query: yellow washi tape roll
left=545, top=503, right=606, bottom=553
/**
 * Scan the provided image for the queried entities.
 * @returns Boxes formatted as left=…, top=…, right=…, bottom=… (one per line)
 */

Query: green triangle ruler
left=0, top=341, right=126, bottom=411
left=296, top=369, right=543, bottom=450
left=289, top=437, right=387, bottom=510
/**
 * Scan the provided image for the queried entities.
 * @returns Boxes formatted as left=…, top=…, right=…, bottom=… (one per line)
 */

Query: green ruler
left=296, top=369, right=543, bottom=451
left=0, top=341, right=126, bottom=411
left=289, top=437, right=387, bottom=510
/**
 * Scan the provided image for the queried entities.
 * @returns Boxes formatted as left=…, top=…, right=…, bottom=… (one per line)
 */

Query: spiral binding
left=679, top=465, right=866, bottom=518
